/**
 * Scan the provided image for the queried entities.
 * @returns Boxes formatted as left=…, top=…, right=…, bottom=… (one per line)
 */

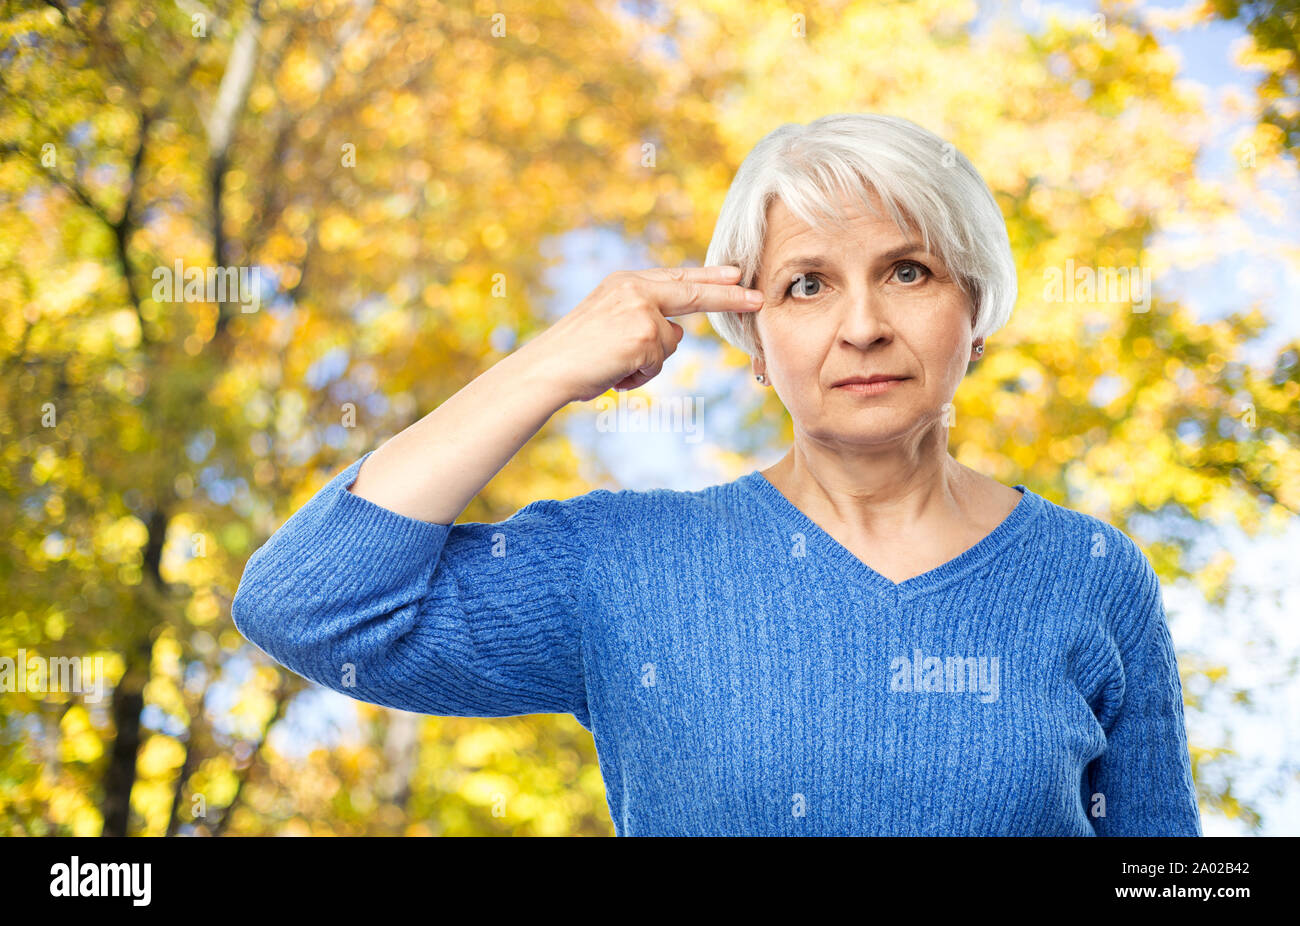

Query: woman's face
left=752, top=190, right=978, bottom=451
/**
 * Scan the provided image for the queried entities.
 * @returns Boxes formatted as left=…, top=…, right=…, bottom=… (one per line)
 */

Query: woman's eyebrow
left=871, top=242, right=930, bottom=265
left=768, top=255, right=832, bottom=278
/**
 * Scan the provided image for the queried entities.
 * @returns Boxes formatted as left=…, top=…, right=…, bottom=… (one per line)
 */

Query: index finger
left=636, top=276, right=765, bottom=318
left=635, top=265, right=744, bottom=284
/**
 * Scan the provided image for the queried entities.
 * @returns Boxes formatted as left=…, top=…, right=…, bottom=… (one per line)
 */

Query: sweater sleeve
left=1085, top=555, right=1201, bottom=836
left=230, top=451, right=603, bottom=729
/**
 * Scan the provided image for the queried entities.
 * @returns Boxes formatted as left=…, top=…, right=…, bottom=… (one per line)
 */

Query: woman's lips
left=832, top=378, right=908, bottom=395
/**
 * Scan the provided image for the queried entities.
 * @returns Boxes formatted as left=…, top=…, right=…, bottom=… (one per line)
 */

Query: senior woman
left=232, top=113, right=1201, bottom=836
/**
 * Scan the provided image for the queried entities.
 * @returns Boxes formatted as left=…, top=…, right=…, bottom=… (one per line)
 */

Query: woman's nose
left=834, top=287, right=892, bottom=347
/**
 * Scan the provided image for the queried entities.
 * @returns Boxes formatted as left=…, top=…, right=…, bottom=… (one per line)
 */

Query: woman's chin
left=803, top=420, right=923, bottom=446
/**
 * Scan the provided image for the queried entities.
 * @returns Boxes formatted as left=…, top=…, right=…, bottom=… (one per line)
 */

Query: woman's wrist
left=504, top=331, right=584, bottom=409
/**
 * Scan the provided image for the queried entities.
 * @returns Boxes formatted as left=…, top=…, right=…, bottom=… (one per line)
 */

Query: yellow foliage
left=0, top=0, right=1291, bottom=838
left=319, top=212, right=363, bottom=252
left=58, top=706, right=103, bottom=764
left=137, top=734, right=186, bottom=777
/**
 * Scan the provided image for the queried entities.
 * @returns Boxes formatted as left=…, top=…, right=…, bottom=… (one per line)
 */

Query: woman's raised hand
left=348, top=265, right=762, bottom=523
left=521, top=265, right=765, bottom=402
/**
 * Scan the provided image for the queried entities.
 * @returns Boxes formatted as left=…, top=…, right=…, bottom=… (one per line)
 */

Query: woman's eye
left=894, top=261, right=931, bottom=284
left=787, top=273, right=823, bottom=297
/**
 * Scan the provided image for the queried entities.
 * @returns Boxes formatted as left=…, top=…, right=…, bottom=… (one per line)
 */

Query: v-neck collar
left=740, top=470, right=1042, bottom=600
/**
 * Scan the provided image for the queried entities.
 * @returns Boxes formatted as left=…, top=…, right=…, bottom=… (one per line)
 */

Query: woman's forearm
left=347, top=341, right=576, bottom=525
left=348, top=265, right=759, bottom=524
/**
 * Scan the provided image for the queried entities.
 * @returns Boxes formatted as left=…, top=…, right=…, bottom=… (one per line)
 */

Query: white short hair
left=703, top=113, right=1017, bottom=358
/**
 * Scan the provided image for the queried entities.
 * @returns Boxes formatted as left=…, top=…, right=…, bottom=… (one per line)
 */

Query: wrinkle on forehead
left=757, top=194, right=925, bottom=283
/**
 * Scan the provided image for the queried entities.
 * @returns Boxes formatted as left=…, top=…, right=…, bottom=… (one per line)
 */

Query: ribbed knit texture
left=232, top=450, right=1202, bottom=836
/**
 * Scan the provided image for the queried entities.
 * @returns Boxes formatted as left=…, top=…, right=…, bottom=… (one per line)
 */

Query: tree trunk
left=99, top=638, right=150, bottom=836
left=99, top=507, right=168, bottom=836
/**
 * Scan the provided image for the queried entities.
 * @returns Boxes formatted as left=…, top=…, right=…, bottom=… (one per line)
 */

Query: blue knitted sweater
left=231, top=451, right=1202, bottom=836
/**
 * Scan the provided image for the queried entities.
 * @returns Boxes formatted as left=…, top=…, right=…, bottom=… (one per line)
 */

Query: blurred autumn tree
left=1204, top=0, right=1299, bottom=158
left=1, top=0, right=1296, bottom=835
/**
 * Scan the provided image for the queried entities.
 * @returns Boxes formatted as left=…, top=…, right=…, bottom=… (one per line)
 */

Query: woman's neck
left=760, top=446, right=986, bottom=541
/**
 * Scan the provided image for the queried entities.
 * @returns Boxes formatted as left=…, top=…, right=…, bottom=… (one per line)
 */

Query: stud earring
left=974, top=344, right=984, bottom=356
left=755, top=374, right=766, bottom=385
